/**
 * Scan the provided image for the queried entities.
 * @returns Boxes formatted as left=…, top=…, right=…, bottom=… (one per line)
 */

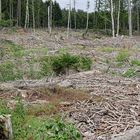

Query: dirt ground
left=1, top=28, right=140, bottom=139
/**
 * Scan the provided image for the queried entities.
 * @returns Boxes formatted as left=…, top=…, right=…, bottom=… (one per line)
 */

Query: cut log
left=112, top=126, right=140, bottom=140
left=0, top=115, right=13, bottom=140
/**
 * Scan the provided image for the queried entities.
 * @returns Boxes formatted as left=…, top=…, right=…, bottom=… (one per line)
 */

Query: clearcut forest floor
left=1, top=28, right=140, bottom=140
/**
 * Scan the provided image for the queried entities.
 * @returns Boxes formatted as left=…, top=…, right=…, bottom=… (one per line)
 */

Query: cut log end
left=0, top=115, right=13, bottom=140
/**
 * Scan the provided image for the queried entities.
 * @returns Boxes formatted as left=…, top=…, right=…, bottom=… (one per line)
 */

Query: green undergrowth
left=131, top=59, right=140, bottom=66
left=122, top=68, right=137, bottom=78
left=0, top=40, right=24, bottom=59
left=0, top=40, right=92, bottom=82
left=41, top=53, right=92, bottom=76
left=116, top=50, right=130, bottom=63
left=0, top=100, right=82, bottom=140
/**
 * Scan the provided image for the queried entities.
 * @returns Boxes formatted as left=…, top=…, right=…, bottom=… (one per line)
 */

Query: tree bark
left=0, top=0, right=1, bottom=21
left=0, top=115, right=13, bottom=140
left=74, top=0, right=77, bottom=30
left=24, top=0, right=29, bottom=29
left=32, top=0, right=35, bottom=32
left=128, top=0, right=132, bottom=36
left=137, top=5, right=140, bottom=33
left=67, top=0, right=71, bottom=38
left=9, top=0, right=13, bottom=26
left=117, top=0, right=121, bottom=36
left=17, top=0, right=21, bottom=26
left=110, top=0, right=115, bottom=37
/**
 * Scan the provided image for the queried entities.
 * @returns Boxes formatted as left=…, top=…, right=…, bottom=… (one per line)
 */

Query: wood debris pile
left=68, top=92, right=140, bottom=140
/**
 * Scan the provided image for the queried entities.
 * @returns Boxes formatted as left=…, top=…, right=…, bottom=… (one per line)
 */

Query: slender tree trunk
left=37, top=1, right=40, bottom=28
left=0, top=0, right=2, bottom=21
left=117, top=0, right=120, bottom=36
left=74, top=0, right=77, bottom=30
left=17, top=0, right=21, bottom=26
left=48, top=1, right=52, bottom=34
left=24, top=0, right=29, bottom=29
left=128, top=0, right=132, bottom=36
left=32, top=0, right=35, bottom=32
left=137, top=6, right=139, bottom=33
left=86, top=10, right=89, bottom=32
left=110, top=0, right=115, bottom=37
left=9, top=0, right=13, bottom=26
left=48, top=6, right=51, bottom=33
left=67, top=0, right=71, bottom=38
left=84, top=0, right=90, bottom=36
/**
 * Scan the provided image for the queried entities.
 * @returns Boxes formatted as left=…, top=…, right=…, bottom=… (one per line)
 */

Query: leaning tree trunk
left=128, top=0, right=132, bottom=36
left=110, top=0, right=115, bottom=37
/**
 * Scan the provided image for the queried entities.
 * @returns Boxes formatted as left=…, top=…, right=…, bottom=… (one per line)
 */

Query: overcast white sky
left=42, top=0, right=95, bottom=12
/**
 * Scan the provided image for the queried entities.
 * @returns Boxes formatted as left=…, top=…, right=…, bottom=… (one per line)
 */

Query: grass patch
left=131, top=59, right=140, bottom=66
left=116, top=50, right=130, bottom=63
left=122, top=68, right=137, bottom=78
left=0, top=61, right=23, bottom=82
left=0, top=40, right=24, bottom=59
left=99, top=46, right=116, bottom=53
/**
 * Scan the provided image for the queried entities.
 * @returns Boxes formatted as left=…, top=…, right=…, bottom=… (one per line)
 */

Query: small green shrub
left=131, top=59, right=140, bottom=66
left=52, top=53, right=79, bottom=74
left=116, top=51, right=130, bottom=63
left=0, top=20, right=13, bottom=27
left=122, top=68, right=136, bottom=78
left=41, top=53, right=92, bottom=75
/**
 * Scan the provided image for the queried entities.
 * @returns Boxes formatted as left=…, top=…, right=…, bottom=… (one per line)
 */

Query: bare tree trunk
left=117, top=0, right=120, bottom=36
left=17, top=0, right=21, bottom=26
left=24, top=0, right=29, bottom=29
left=48, top=6, right=51, bottom=33
left=37, top=1, right=40, bottom=28
left=67, top=0, right=71, bottom=38
left=128, top=0, right=132, bottom=36
left=110, top=0, right=115, bottom=37
left=32, top=0, right=35, bottom=32
left=9, top=0, right=13, bottom=26
left=137, top=6, right=140, bottom=33
left=0, top=0, right=1, bottom=21
left=74, top=0, right=77, bottom=30
left=86, top=11, right=89, bottom=32
left=48, top=1, right=52, bottom=34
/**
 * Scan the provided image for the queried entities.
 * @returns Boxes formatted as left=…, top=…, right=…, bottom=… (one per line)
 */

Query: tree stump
left=0, top=115, right=13, bottom=140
